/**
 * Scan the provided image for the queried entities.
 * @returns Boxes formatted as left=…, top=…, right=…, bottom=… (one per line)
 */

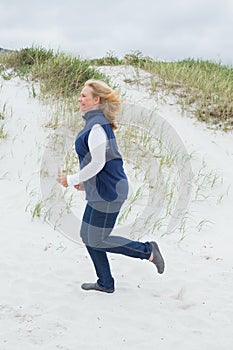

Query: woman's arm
left=66, top=124, right=107, bottom=186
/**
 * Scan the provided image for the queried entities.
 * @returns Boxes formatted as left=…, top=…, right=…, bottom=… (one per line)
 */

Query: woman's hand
left=57, top=173, right=68, bottom=187
left=74, top=182, right=85, bottom=191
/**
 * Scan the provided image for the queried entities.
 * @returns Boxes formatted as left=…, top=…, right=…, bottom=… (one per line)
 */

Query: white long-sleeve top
left=67, top=124, right=107, bottom=186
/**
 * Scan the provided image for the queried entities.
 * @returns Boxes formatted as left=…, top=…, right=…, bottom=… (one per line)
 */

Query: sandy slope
left=0, top=68, right=233, bottom=350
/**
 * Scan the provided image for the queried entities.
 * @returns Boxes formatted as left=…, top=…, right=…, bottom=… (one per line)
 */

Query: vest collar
left=83, top=109, right=104, bottom=121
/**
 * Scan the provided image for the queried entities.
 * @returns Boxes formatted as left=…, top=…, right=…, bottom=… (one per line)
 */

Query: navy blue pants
left=80, top=201, right=152, bottom=289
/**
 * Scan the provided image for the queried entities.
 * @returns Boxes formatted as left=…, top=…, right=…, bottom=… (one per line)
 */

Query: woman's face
left=78, top=86, right=100, bottom=112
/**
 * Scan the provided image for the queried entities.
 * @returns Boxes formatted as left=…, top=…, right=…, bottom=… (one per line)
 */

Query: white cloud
left=0, top=0, right=232, bottom=65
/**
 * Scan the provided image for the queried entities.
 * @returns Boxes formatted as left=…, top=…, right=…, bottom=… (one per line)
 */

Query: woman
left=57, top=79, right=165, bottom=293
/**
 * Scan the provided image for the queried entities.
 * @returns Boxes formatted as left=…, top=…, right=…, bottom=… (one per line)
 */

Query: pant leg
left=85, top=245, right=114, bottom=289
left=80, top=201, right=153, bottom=290
left=80, top=203, right=115, bottom=289
left=86, top=201, right=152, bottom=260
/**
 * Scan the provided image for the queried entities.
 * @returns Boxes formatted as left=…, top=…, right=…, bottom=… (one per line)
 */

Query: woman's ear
left=94, top=96, right=100, bottom=105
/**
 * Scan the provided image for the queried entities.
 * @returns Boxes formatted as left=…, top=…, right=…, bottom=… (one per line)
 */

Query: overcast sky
left=1, top=0, right=233, bottom=65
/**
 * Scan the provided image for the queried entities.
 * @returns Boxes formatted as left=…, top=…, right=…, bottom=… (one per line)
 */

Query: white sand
left=0, top=67, right=233, bottom=349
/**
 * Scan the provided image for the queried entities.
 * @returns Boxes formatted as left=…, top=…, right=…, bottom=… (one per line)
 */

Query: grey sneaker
left=81, top=282, right=115, bottom=293
left=150, top=241, right=165, bottom=274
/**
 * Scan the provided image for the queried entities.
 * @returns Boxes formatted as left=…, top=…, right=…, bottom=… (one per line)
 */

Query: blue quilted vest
left=75, top=109, right=128, bottom=202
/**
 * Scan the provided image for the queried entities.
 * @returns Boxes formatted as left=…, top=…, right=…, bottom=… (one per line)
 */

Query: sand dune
left=0, top=67, right=233, bottom=349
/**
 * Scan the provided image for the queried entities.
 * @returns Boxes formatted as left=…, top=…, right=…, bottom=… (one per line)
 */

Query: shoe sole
left=81, top=282, right=115, bottom=293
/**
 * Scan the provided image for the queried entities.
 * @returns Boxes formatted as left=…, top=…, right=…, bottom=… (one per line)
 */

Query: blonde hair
left=84, top=79, right=121, bottom=130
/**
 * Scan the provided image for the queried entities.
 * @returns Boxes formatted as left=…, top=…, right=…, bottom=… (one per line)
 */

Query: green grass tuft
left=1, top=46, right=233, bottom=130
left=0, top=46, right=109, bottom=99
left=150, top=58, right=233, bottom=130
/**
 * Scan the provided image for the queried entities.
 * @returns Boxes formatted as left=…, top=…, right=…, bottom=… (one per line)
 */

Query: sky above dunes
left=0, top=0, right=232, bottom=65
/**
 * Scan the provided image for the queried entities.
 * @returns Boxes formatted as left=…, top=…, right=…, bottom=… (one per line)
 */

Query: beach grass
left=0, top=124, right=7, bottom=139
left=150, top=59, right=233, bottom=131
left=91, top=51, right=233, bottom=131
left=0, top=46, right=109, bottom=99
left=1, top=47, right=232, bottom=130
left=0, top=46, right=229, bottom=236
